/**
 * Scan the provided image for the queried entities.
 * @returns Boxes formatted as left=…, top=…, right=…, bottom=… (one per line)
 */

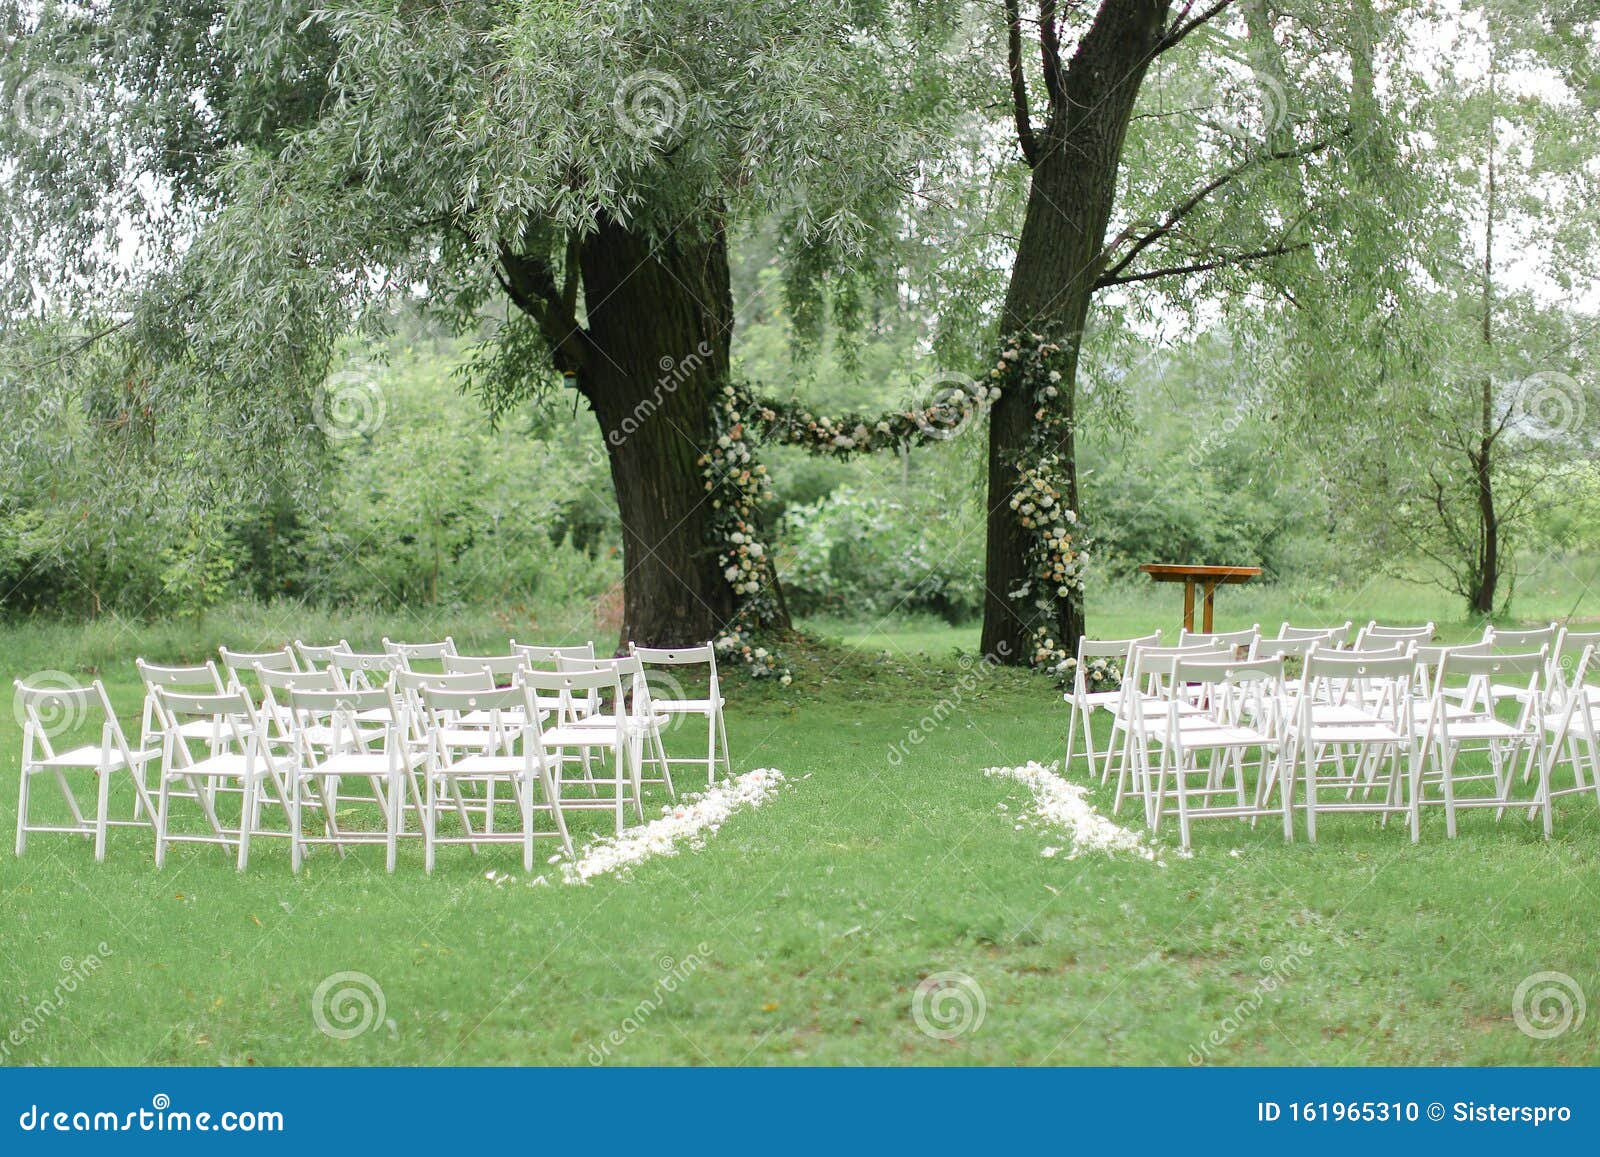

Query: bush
left=779, top=485, right=983, bottom=623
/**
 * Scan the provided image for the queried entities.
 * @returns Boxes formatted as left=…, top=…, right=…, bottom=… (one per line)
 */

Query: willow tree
left=1265, top=0, right=1600, bottom=616
left=0, top=1, right=951, bottom=646
left=977, top=0, right=1366, bottom=661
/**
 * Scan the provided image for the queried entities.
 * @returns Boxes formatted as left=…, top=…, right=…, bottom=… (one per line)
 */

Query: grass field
left=1, top=579, right=1598, bottom=1066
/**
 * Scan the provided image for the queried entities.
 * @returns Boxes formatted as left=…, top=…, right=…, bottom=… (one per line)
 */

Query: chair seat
left=304, top=752, right=422, bottom=778
left=34, top=745, right=157, bottom=771
left=433, top=755, right=527, bottom=777
left=1160, top=724, right=1273, bottom=749
left=654, top=697, right=724, bottom=713
left=541, top=724, right=624, bottom=748
left=164, top=753, right=284, bottom=779
left=1300, top=723, right=1407, bottom=745
left=1440, top=718, right=1529, bottom=741
left=1065, top=690, right=1122, bottom=707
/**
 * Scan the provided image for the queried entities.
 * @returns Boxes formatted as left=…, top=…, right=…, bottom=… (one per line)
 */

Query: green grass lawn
left=2, top=592, right=1598, bottom=1066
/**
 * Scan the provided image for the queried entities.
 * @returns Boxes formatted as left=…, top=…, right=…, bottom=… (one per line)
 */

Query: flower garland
left=700, top=378, right=999, bottom=683
left=701, top=385, right=793, bottom=684
left=992, top=333, right=1089, bottom=683
left=698, top=335, right=1089, bottom=687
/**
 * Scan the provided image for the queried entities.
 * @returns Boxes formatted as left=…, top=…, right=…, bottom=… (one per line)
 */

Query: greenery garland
left=701, top=332, right=1089, bottom=684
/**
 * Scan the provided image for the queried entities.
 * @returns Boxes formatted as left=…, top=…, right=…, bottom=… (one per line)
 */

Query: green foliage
left=780, top=485, right=984, bottom=623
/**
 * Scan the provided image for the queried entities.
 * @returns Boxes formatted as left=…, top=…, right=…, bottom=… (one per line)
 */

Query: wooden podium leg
left=1183, top=580, right=1195, bottom=633
left=1203, top=582, right=1217, bottom=633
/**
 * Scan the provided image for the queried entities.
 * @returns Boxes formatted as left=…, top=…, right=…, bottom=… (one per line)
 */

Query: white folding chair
left=1141, top=654, right=1289, bottom=850
left=557, top=654, right=676, bottom=801
left=1105, top=639, right=1231, bottom=806
left=14, top=678, right=156, bottom=860
left=150, top=688, right=294, bottom=870
left=630, top=642, right=732, bottom=786
left=1534, top=644, right=1600, bottom=833
left=1413, top=648, right=1548, bottom=839
left=284, top=686, right=422, bottom=871
left=522, top=667, right=638, bottom=833
left=418, top=684, right=572, bottom=872
left=1061, top=631, right=1160, bottom=781
left=1280, top=650, right=1418, bottom=841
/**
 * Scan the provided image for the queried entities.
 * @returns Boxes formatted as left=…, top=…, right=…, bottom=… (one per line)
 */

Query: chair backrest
left=284, top=687, right=396, bottom=753
left=136, top=659, right=226, bottom=692
left=1255, top=636, right=1323, bottom=661
left=1484, top=622, right=1560, bottom=650
left=443, top=653, right=528, bottom=681
left=1169, top=654, right=1284, bottom=685
left=1176, top=625, right=1260, bottom=652
left=1276, top=622, right=1352, bottom=645
left=1300, top=650, right=1417, bottom=725
left=1435, top=648, right=1548, bottom=684
left=521, top=666, right=626, bottom=721
left=219, top=646, right=298, bottom=686
left=1077, top=631, right=1162, bottom=661
left=1355, top=621, right=1434, bottom=648
left=630, top=642, right=720, bottom=705
left=557, top=654, right=643, bottom=676
left=1552, top=629, right=1600, bottom=694
left=294, top=639, right=351, bottom=668
left=381, top=637, right=457, bottom=665
left=629, top=643, right=714, bottom=665
left=328, top=649, right=402, bottom=689
left=13, top=678, right=135, bottom=766
left=149, top=686, right=265, bottom=759
left=509, top=641, right=596, bottom=667
left=393, top=669, right=496, bottom=695
left=254, top=665, right=341, bottom=693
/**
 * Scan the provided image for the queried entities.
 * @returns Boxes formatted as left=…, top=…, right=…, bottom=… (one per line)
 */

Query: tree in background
left=1256, top=0, right=1600, bottom=616
left=0, top=1, right=955, bottom=646
left=975, top=0, right=1363, bottom=664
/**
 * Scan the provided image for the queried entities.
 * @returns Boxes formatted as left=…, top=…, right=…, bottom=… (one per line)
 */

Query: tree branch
left=1094, top=241, right=1307, bottom=288
left=1039, top=0, right=1067, bottom=110
left=1160, top=0, right=1237, bottom=53
left=497, top=245, right=590, bottom=375
left=1098, top=135, right=1339, bottom=284
left=1006, top=0, right=1038, bottom=166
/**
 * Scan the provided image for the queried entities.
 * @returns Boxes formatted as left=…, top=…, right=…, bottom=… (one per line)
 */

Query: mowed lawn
left=2, top=606, right=1599, bottom=1066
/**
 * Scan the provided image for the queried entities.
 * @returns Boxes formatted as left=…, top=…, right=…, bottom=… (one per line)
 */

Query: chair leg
left=94, top=771, right=111, bottom=862
left=716, top=705, right=733, bottom=781
left=15, top=769, right=30, bottom=856
left=237, top=776, right=256, bottom=871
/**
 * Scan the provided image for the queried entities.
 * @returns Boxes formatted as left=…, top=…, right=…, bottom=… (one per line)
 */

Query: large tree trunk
left=574, top=216, right=789, bottom=648
left=980, top=0, right=1170, bottom=663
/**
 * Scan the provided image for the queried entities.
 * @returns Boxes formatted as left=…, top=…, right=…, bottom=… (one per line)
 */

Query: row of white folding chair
left=1116, top=640, right=1579, bottom=847
left=145, top=668, right=634, bottom=871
